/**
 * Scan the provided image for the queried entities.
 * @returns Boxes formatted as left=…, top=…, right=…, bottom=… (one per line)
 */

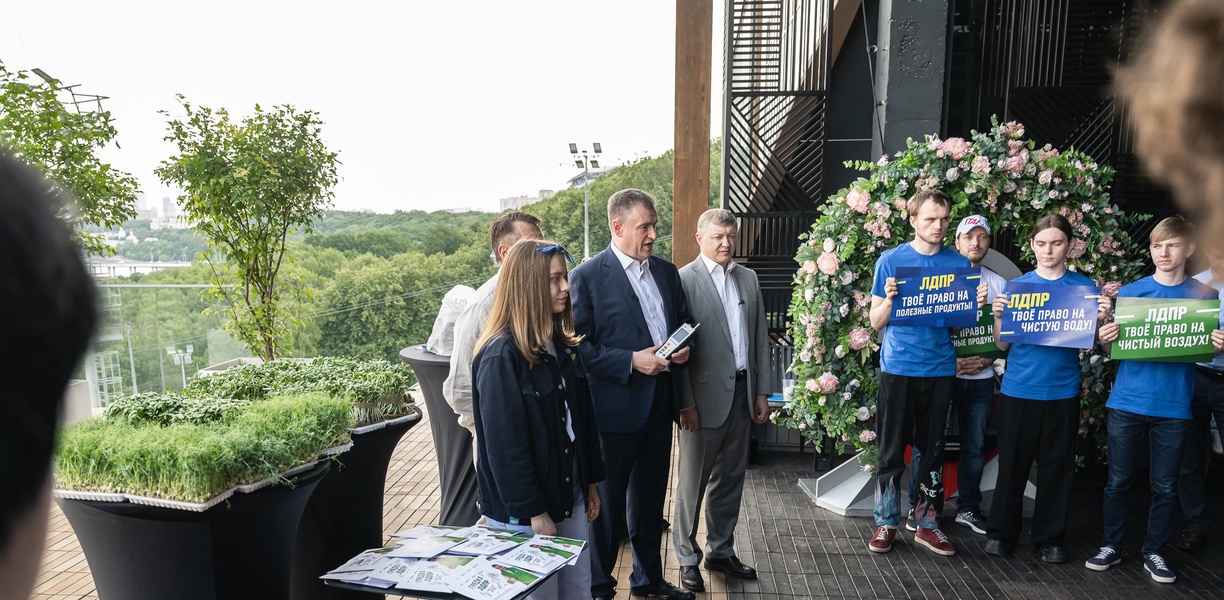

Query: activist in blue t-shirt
left=871, top=244, right=971, bottom=377
left=984, top=213, right=1110, bottom=566
left=996, top=269, right=1097, bottom=400
left=1089, top=217, right=1224, bottom=584
left=1106, top=277, right=1216, bottom=419
left=865, top=190, right=983, bottom=559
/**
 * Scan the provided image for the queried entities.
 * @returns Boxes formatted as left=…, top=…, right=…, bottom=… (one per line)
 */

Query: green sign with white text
left=953, top=308, right=1005, bottom=359
left=1110, top=297, right=1220, bottom=362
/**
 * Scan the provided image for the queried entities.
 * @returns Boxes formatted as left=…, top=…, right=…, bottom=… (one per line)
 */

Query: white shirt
left=1194, top=268, right=1224, bottom=372
left=610, top=243, right=668, bottom=346
left=443, top=271, right=499, bottom=432
left=960, top=266, right=1007, bottom=381
left=700, top=253, right=747, bottom=371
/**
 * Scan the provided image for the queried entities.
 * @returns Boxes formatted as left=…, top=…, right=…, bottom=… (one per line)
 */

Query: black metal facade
left=723, top=0, right=834, bottom=337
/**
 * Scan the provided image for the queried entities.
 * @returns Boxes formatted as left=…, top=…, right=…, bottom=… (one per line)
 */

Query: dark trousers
left=909, top=376, right=995, bottom=513
left=987, top=394, right=1077, bottom=545
left=875, top=372, right=953, bottom=528
left=1102, top=408, right=1188, bottom=555
left=1178, top=369, right=1224, bottom=530
left=589, top=376, right=673, bottom=595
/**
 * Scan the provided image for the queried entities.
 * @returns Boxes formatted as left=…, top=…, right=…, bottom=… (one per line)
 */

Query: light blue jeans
left=485, top=487, right=589, bottom=600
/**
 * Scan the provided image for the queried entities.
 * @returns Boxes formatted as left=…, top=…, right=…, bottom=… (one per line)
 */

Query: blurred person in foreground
left=0, top=152, right=98, bottom=599
left=471, top=239, right=605, bottom=600
left=1116, top=0, right=1224, bottom=238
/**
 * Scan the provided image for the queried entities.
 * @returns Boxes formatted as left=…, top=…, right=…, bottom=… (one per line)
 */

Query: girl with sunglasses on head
left=472, top=239, right=605, bottom=600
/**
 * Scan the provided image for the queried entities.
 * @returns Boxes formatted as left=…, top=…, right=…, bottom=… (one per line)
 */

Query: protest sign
left=997, top=282, right=1100, bottom=349
left=1110, top=297, right=1220, bottom=362
left=953, top=308, right=1005, bottom=358
left=890, top=266, right=980, bottom=327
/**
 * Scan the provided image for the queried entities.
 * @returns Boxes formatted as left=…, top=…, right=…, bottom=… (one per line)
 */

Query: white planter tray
left=126, top=487, right=237, bottom=512
left=52, top=489, right=127, bottom=503
left=322, top=443, right=354, bottom=457
left=55, top=458, right=331, bottom=512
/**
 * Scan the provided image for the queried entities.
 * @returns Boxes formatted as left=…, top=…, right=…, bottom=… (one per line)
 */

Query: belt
left=1196, top=366, right=1224, bottom=380
left=735, top=370, right=747, bottom=381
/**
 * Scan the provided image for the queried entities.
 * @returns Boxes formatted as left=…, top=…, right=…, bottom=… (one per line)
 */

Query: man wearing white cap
left=907, top=215, right=1007, bottom=535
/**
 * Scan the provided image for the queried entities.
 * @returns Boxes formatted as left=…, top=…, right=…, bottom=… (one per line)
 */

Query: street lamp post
left=568, top=143, right=602, bottom=260
left=166, top=345, right=194, bottom=389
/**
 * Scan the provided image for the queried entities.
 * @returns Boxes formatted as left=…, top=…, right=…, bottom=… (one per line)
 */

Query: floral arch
left=777, top=119, right=1150, bottom=469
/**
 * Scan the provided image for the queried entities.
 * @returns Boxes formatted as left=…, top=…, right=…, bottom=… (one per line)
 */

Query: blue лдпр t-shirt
left=871, top=242, right=971, bottom=377
left=999, top=269, right=1096, bottom=400
left=1107, top=276, right=1217, bottom=420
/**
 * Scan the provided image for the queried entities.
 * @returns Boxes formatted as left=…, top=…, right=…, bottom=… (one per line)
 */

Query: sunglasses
left=535, top=244, right=575, bottom=264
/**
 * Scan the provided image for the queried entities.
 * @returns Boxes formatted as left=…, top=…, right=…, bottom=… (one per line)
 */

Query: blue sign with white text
left=890, top=266, right=981, bottom=328
left=997, top=282, right=1101, bottom=349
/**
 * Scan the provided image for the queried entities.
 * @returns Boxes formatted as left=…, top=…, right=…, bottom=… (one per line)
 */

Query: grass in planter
left=103, top=392, right=251, bottom=426
left=182, top=357, right=418, bottom=425
left=55, top=393, right=351, bottom=503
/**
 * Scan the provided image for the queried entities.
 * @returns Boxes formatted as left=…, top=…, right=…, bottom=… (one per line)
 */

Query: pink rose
left=858, top=430, right=877, bottom=443
left=848, top=327, right=872, bottom=350
left=1101, top=281, right=1122, bottom=298
left=816, top=372, right=839, bottom=394
left=940, top=137, right=970, bottom=160
left=971, top=155, right=990, bottom=175
left=845, top=189, right=870, bottom=214
left=1068, top=239, right=1087, bottom=259
left=817, top=252, right=839, bottom=276
left=805, top=378, right=819, bottom=392
left=1038, top=169, right=1053, bottom=184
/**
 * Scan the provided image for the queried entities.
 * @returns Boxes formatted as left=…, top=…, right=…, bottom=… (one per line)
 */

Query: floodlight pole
left=569, top=143, right=602, bottom=260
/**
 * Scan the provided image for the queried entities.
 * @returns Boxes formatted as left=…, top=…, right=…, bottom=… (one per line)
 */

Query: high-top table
left=399, top=345, right=481, bottom=526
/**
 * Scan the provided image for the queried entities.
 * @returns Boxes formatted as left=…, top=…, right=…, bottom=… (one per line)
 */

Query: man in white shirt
left=442, top=211, right=541, bottom=525
left=671, top=209, right=771, bottom=593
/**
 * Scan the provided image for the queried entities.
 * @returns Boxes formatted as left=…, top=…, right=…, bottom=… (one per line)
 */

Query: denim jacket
left=472, top=334, right=607, bottom=525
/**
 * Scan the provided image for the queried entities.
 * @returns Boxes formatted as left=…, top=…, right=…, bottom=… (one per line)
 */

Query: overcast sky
left=3, top=1, right=724, bottom=214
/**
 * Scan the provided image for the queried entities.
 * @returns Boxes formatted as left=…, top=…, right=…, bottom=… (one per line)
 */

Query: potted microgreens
left=53, top=392, right=352, bottom=600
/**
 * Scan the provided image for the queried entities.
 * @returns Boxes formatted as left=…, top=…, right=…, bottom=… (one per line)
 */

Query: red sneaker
left=914, top=527, right=957, bottom=556
left=868, top=526, right=897, bottom=553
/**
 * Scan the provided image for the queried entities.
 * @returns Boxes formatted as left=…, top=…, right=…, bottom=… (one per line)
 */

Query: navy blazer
left=570, top=246, right=693, bottom=434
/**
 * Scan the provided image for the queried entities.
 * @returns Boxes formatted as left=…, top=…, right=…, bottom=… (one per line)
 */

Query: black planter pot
left=291, top=411, right=422, bottom=600
left=58, top=461, right=330, bottom=600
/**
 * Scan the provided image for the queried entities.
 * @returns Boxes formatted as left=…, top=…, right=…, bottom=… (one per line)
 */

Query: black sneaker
left=1085, top=546, right=1121, bottom=571
left=954, top=509, right=987, bottom=535
left=1144, top=553, right=1176, bottom=584
left=905, top=508, right=918, bottom=532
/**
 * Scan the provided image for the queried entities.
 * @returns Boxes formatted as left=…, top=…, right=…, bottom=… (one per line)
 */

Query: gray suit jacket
left=677, top=257, right=771, bottom=429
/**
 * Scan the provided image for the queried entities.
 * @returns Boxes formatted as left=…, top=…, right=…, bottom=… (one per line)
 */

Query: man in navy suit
left=571, top=189, right=695, bottom=600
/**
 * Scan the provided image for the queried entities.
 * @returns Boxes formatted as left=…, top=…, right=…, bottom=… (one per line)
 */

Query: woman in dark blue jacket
left=472, top=239, right=605, bottom=599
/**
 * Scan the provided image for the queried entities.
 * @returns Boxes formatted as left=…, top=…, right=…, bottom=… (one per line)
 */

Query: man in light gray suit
left=672, top=208, right=771, bottom=593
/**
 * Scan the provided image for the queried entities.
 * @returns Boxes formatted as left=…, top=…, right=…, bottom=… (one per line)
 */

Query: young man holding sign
left=1089, top=217, right=1224, bottom=584
left=985, top=214, right=1110, bottom=564
left=867, top=191, right=986, bottom=556
left=908, top=215, right=1008, bottom=536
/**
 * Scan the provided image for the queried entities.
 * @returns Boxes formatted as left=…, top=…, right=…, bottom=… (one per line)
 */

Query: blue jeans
left=910, top=377, right=994, bottom=513
left=1102, top=408, right=1189, bottom=555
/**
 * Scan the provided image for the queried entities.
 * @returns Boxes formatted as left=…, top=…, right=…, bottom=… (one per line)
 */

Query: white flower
left=945, top=167, right=960, bottom=181
left=805, top=288, right=815, bottom=303
left=839, top=304, right=850, bottom=317
left=835, top=345, right=847, bottom=358
left=823, top=237, right=836, bottom=253
left=856, top=406, right=871, bottom=421
left=848, top=378, right=860, bottom=389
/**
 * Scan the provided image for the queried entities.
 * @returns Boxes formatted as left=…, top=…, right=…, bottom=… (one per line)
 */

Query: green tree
left=156, top=96, right=339, bottom=361
left=0, top=62, right=138, bottom=255
left=314, top=245, right=493, bottom=360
